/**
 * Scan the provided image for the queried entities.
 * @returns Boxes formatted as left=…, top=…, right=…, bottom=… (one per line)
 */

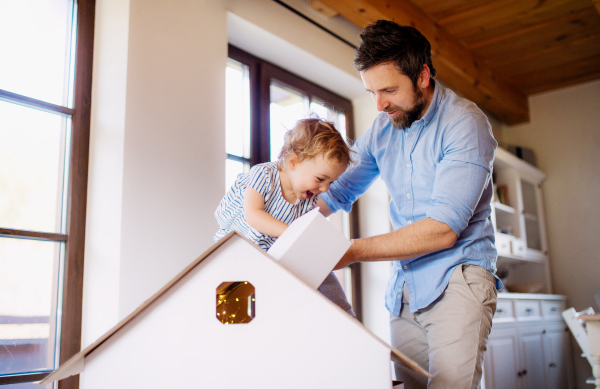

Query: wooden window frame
left=0, top=1, right=95, bottom=387
left=227, top=45, right=362, bottom=321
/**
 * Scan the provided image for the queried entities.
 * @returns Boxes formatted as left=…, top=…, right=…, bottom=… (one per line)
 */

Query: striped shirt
left=214, top=162, right=319, bottom=250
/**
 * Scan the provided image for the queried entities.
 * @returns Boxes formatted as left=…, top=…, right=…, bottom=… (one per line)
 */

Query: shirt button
left=406, top=194, right=411, bottom=198
left=407, top=220, right=412, bottom=224
left=406, top=163, right=411, bottom=168
left=403, top=265, right=408, bottom=270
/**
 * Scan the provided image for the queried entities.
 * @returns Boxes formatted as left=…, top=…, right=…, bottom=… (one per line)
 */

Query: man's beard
left=385, top=85, right=426, bottom=130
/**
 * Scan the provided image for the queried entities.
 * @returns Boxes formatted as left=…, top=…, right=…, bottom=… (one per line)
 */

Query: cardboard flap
left=268, top=208, right=351, bottom=289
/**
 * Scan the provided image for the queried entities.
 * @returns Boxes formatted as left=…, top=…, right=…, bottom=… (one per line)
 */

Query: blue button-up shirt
left=321, top=81, right=501, bottom=315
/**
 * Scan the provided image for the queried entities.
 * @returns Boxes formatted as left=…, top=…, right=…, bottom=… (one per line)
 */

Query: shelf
left=493, top=202, right=516, bottom=214
left=497, top=252, right=547, bottom=265
left=524, top=213, right=538, bottom=222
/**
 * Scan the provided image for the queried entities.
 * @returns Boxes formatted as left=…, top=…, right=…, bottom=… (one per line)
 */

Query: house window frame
left=227, top=44, right=362, bottom=321
left=0, top=0, right=95, bottom=387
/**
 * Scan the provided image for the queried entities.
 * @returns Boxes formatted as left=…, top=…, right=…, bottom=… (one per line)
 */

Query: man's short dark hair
left=354, top=20, right=437, bottom=86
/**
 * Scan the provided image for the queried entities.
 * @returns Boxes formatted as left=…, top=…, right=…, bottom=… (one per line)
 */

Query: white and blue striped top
left=214, top=162, right=319, bottom=250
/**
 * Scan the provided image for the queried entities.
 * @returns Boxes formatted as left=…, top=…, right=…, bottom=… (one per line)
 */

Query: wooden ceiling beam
left=592, top=0, right=600, bottom=15
left=318, top=0, right=530, bottom=124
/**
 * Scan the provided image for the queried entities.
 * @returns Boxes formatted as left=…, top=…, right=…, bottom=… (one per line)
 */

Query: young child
left=214, top=118, right=356, bottom=316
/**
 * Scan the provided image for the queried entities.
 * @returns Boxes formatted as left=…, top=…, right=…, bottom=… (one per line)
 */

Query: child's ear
left=287, top=153, right=299, bottom=169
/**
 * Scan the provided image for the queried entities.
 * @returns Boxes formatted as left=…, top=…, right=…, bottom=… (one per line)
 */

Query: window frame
left=0, top=0, right=95, bottom=387
left=227, top=44, right=362, bottom=321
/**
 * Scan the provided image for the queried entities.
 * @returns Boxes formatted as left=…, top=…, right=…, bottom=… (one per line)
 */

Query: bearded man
left=318, top=20, right=501, bottom=388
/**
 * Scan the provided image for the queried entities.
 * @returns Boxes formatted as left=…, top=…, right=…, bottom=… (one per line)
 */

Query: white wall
left=83, top=0, right=130, bottom=347
left=84, top=0, right=392, bottom=364
left=84, top=0, right=228, bottom=348
left=502, top=80, right=600, bottom=388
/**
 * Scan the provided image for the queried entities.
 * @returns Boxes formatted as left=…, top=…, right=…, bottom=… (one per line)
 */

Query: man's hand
left=334, top=240, right=358, bottom=270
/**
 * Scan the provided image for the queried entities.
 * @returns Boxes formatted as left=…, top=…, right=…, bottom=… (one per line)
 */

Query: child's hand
left=244, top=187, right=289, bottom=237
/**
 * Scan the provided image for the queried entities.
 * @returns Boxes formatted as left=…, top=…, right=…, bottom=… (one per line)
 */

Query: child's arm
left=243, top=187, right=289, bottom=238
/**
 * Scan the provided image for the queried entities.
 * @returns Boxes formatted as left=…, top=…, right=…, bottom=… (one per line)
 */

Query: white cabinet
left=485, top=327, right=521, bottom=389
left=483, top=295, right=575, bottom=389
left=492, top=148, right=552, bottom=294
left=543, top=323, right=573, bottom=389
left=518, top=324, right=548, bottom=389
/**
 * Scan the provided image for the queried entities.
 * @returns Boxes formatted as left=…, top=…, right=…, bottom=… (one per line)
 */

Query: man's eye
left=316, top=177, right=324, bottom=182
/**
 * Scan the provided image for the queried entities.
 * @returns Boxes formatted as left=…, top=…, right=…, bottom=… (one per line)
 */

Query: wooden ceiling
left=311, top=0, right=600, bottom=125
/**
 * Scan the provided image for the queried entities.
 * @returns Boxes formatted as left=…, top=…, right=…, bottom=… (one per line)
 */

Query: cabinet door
left=484, top=327, right=520, bottom=389
left=518, top=324, right=547, bottom=389
left=520, top=179, right=547, bottom=257
left=543, top=324, right=572, bottom=389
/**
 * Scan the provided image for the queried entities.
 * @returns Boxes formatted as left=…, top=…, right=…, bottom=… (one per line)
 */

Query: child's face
left=287, top=154, right=346, bottom=201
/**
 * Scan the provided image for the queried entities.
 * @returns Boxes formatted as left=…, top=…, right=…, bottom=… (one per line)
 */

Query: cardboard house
left=41, top=210, right=428, bottom=388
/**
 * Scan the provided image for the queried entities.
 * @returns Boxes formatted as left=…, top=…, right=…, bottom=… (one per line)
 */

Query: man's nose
left=375, top=94, right=389, bottom=112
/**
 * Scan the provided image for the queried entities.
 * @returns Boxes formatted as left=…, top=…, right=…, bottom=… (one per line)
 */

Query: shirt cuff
left=320, top=192, right=350, bottom=214
left=426, top=203, right=468, bottom=237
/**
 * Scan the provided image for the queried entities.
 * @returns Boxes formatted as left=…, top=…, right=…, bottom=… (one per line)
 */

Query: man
left=318, top=20, right=500, bottom=388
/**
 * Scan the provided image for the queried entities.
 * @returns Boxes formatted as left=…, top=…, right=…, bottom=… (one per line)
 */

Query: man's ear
left=418, top=64, right=431, bottom=89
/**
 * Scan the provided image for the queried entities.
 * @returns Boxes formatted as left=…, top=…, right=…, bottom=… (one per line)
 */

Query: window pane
left=0, top=101, right=69, bottom=233
left=270, top=82, right=309, bottom=162
left=0, top=0, right=76, bottom=106
left=225, top=59, right=251, bottom=159
left=0, top=237, right=62, bottom=375
left=225, top=159, right=249, bottom=192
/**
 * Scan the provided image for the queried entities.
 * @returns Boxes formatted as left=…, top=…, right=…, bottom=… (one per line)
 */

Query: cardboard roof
left=40, top=231, right=429, bottom=385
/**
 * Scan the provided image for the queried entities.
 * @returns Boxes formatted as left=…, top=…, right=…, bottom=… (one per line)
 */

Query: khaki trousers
left=390, top=264, right=497, bottom=389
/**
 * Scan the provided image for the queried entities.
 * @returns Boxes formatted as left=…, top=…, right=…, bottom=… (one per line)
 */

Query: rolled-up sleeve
left=321, top=127, right=380, bottom=213
left=426, top=112, right=497, bottom=236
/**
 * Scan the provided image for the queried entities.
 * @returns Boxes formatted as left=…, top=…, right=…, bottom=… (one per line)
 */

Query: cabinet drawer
left=511, top=238, right=526, bottom=256
left=496, top=233, right=512, bottom=256
left=515, top=300, right=542, bottom=320
left=542, top=300, right=566, bottom=320
left=494, top=300, right=515, bottom=321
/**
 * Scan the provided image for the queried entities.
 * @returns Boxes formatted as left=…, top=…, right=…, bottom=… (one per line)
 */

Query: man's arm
left=334, top=218, right=457, bottom=270
left=334, top=112, right=496, bottom=270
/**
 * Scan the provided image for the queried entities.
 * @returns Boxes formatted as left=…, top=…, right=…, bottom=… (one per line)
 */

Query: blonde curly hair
left=277, top=118, right=355, bottom=170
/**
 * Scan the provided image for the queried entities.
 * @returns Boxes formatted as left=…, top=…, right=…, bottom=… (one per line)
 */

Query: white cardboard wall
left=81, top=236, right=392, bottom=389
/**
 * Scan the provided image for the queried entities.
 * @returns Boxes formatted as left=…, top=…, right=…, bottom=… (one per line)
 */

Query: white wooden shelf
left=493, top=201, right=516, bottom=214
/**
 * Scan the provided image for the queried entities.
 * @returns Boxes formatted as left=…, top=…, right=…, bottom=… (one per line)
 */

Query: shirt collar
left=420, top=79, right=441, bottom=125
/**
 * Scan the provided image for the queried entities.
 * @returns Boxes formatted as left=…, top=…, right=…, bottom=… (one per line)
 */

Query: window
left=0, top=0, right=94, bottom=387
left=216, top=282, right=256, bottom=324
left=225, top=45, right=362, bottom=320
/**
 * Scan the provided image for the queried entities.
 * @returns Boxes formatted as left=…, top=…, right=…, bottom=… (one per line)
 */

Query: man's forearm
left=336, top=218, right=458, bottom=269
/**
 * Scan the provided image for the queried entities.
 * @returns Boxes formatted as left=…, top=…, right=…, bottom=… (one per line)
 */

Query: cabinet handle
left=550, top=307, right=558, bottom=312
left=497, top=308, right=505, bottom=313
left=517, top=369, right=528, bottom=377
left=525, top=308, right=533, bottom=314
left=523, top=370, right=527, bottom=376
left=549, top=363, right=557, bottom=368
left=542, top=330, right=546, bottom=334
